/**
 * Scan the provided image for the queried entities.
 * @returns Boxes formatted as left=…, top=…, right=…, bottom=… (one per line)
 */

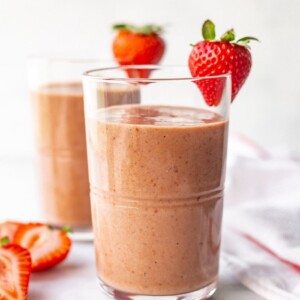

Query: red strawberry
left=0, top=238, right=31, bottom=300
left=189, top=20, right=258, bottom=106
left=13, top=223, right=71, bottom=272
left=112, top=24, right=165, bottom=78
left=0, top=222, right=24, bottom=242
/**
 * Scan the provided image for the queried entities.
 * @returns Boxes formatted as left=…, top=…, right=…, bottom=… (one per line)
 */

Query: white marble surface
left=28, top=242, right=264, bottom=300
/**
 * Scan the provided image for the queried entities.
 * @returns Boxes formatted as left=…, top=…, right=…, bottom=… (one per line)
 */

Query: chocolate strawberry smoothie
left=32, top=83, right=140, bottom=228
left=87, top=105, right=228, bottom=295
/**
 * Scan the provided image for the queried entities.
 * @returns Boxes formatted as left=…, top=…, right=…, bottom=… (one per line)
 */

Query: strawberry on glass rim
left=188, top=19, right=258, bottom=106
left=0, top=237, right=31, bottom=300
left=112, top=23, right=165, bottom=78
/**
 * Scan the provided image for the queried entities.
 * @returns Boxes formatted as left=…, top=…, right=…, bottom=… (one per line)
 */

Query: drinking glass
left=83, top=65, right=230, bottom=299
left=28, top=57, right=113, bottom=236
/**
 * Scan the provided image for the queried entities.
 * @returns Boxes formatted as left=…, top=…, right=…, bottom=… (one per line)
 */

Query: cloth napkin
left=222, top=134, right=300, bottom=299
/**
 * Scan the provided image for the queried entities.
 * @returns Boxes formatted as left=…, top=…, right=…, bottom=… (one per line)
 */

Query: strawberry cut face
left=13, top=223, right=72, bottom=272
left=0, top=256, right=19, bottom=298
left=0, top=245, right=31, bottom=300
left=0, top=222, right=24, bottom=242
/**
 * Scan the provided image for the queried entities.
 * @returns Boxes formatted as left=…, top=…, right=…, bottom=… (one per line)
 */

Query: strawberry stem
left=202, top=20, right=216, bottom=40
left=220, top=29, right=235, bottom=42
left=62, top=225, right=73, bottom=233
left=236, top=36, right=260, bottom=45
left=191, top=20, right=259, bottom=48
left=113, top=24, right=163, bottom=35
left=0, top=236, right=10, bottom=246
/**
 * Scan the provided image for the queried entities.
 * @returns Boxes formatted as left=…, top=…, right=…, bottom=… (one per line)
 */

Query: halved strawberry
left=0, top=240, right=31, bottom=300
left=0, top=222, right=24, bottom=242
left=13, top=223, right=72, bottom=272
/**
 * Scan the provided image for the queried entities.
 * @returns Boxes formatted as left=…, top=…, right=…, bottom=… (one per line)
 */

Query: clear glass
left=28, top=57, right=114, bottom=237
left=82, top=65, right=230, bottom=299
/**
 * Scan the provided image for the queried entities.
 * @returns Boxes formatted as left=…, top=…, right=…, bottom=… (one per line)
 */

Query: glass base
left=50, top=224, right=93, bottom=242
left=98, top=278, right=217, bottom=300
left=69, top=228, right=93, bottom=242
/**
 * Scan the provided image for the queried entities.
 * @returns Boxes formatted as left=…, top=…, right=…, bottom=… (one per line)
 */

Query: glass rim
left=82, top=65, right=231, bottom=83
left=27, top=55, right=114, bottom=64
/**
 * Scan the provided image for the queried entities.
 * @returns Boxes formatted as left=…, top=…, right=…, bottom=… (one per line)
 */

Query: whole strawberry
left=112, top=24, right=165, bottom=78
left=189, top=20, right=258, bottom=106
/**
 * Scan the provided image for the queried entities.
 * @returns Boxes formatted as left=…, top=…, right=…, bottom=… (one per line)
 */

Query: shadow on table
left=30, top=262, right=85, bottom=282
left=27, top=289, right=44, bottom=300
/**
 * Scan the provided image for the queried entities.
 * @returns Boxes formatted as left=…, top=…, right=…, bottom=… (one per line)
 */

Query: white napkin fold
left=223, top=134, right=300, bottom=299
left=222, top=230, right=300, bottom=300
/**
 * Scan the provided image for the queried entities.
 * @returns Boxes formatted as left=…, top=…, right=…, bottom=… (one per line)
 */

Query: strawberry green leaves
left=202, top=20, right=216, bottom=40
left=113, top=24, right=163, bottom=35
left=220, top=29, right=235, bottom=42
left=200, top=19, right=258, bottom=47
left=62, top=225, right=73, bottom=233
left=0, top=236, right=9, bottom=246
left=236, top=36, right=260, bottom=48
left=236, top=36, right=260, bottom=43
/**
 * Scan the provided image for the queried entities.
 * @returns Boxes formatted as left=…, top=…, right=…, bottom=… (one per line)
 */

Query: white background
left=0, top=0, right=300, bottom=158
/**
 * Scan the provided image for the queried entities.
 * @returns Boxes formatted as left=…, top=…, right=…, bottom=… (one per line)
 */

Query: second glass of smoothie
left=28, top=58, right=140, bottom=232
left=83, top=66, right=230, bottom=299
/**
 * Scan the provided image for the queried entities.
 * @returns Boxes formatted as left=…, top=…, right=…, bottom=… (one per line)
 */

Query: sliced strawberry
left=0, top=243, right=31, bottom=300
left=0, top=222, right=24, bottom=242
left=13, top=223, right=72, bottom=272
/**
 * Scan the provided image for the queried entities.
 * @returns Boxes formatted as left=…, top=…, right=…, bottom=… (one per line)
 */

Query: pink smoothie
left=32, top=83, right=140, bottom=228
left=87, top=105, right=228, bottom=295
